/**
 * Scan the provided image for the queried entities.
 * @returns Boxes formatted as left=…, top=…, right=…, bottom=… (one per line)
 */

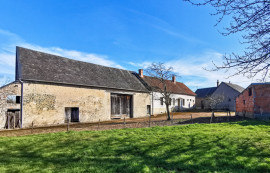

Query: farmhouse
left=0, top=47, right=151, bottom=129
left=138, top=69, right=196, bottom=115
left=195, top=81, right=244, bottom=111
left=236, top=83, right=270, bottom=118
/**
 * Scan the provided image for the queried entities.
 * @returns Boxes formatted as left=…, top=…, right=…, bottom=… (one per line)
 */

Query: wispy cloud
left=129, top=51, right=262, bottom=91
left=127, top=61, right=152, bottom=69
left=0, top=29, right=124, bottom=86
left=125, top=9, right=206, bottom=44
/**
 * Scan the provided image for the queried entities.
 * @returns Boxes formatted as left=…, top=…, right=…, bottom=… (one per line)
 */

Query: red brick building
left=236, top=83, right=270, bottom=118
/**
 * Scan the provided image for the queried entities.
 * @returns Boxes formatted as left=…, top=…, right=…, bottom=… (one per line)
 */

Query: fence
left=0, top=112, right=247, bottom=137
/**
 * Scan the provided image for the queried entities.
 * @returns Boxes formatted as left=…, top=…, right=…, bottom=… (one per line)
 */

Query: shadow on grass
left=0, top=122, right=270, bottom=172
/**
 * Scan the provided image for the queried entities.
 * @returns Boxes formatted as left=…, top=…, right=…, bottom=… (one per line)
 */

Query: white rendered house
left=138, top=69, right=196, bottom=115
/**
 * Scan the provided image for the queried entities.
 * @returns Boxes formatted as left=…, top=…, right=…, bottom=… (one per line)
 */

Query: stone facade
left=0, top=82, right=21, bottom=128
left=21, top=82, right=150, bottom=128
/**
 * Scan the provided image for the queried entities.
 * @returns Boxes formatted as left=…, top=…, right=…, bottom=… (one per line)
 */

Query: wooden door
left=111, top=95, right=120, bottom=115
left=111, top=94, right=132, bottom=118
left=5, top=111, right=20, bottom=129
left=71, top=108, right=79, bottom=122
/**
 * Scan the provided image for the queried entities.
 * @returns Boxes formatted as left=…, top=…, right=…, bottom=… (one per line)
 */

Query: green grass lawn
left=1, top=121, right=270, bottom=173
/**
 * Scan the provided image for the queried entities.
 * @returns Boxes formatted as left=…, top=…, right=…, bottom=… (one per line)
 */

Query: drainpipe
left=18, top=79, right=23, bottom=128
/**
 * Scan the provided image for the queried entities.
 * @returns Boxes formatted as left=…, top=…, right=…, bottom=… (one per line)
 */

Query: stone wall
left=0, top=82, right=21, bottom=129
left=133, top=92, right=151, bottom=118
left=22, top=82, right=150, bottom=128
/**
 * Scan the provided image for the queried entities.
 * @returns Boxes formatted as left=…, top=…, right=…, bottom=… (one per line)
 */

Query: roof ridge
left=17, top=46, right=133, bottom=73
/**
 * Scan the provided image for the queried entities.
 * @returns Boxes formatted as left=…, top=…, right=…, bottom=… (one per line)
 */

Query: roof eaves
left=21, top=79, right=150, bottom=93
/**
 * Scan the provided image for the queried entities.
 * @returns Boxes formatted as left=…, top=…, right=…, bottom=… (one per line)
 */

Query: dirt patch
left=0, top=112, right=239, bottom=137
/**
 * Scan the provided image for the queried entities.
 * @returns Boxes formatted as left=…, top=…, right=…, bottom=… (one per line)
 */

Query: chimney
left=217, top=80, right=219, bottom=87
left=172, top=76, right=176, bottom=84
left=139, top=69, right=143, bottom=77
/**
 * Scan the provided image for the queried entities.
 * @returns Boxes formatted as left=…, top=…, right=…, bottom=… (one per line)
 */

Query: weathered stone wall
left=133, top=92, right=151, bottom=118
left=22, top=82, right=150, bottom=128
left=0, top=82, right=21, bottom=129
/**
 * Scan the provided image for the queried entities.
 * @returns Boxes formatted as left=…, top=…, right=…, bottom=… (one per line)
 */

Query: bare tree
left=146, top=62, right=176, bottom=120
left=205, top=94, right=225, bottom=121
left=184, top=0, right=270, bottom=80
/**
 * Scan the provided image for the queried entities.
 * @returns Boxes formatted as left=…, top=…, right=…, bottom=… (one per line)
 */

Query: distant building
left=195, top=81, right=244, bottom=111
left=195, top=87, right=217, bottom=109
left=236, top=83, right=270, bottom=118
left=137, top=69, right=196, bottom=115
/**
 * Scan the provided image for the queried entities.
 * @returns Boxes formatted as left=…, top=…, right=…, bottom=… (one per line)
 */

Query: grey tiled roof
left=195, top=87, right=217, bottom=98
left=16, top=47, right=149, bottom=92
left=224, top=82, right=244, bottom=93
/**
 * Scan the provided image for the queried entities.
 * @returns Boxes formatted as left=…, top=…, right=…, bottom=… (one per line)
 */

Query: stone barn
left=236, top=83, right=270, bottom=118
left=0, top=47, right=151, bottom=129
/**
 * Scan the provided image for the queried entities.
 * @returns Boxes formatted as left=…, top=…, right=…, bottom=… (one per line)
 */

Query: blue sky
left=0, top=0, right=258, bottom=90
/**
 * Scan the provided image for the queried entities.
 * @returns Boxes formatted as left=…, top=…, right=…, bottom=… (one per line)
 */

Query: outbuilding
left=236, top=83, right=270, bottom=118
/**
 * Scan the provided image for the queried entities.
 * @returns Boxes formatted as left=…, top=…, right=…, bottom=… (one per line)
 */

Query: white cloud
left=129, top=51, right=263, bottom=90
left=128, top=61, right=152, bottom=69
left=0, top=52, right=15, bottom=67
left=0, top=29, right=124, bottom=87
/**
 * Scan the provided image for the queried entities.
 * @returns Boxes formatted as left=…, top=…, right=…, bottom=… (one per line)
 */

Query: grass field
left=0, top=120, right=270, bottom=173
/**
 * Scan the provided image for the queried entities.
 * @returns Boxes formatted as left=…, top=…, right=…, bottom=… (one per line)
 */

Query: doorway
left=65, top=107, right=79, bottom=122
left=111, top=94, right=132, bottom=119
left=5, top=109, right=20, bottom=129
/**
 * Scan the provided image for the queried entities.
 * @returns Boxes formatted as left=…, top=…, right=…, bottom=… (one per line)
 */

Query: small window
left=16, top=96, right=21, bottom=104
left=160, top=97, right=163, bottom=105
left=249, top=88, right=252, bottom=96
left=243, top=100, right=245, bottom=105
left=147, top=105, right=151, bottom=114
left=183, top=99, right=185, bottom=106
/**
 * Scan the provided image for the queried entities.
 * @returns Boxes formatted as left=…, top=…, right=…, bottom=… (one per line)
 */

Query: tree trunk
left=212, top=110, right=215, bottom=118
left=166, top=104, right=171, bottom=120
left=210, top=110, right=215, bottom=123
